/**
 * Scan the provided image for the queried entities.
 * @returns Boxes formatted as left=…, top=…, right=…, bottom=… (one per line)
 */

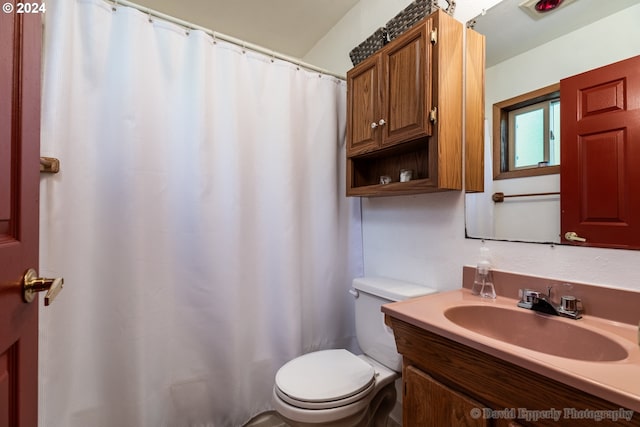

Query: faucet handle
left=517, top=289, right=541, bottom=309
left=520, top=289, right=541, bottom=303
left=559, top=295, right=583, bottom=319
left=560, top=295, right=582, bottom=312
left=560, top=296, right=577, bottom=312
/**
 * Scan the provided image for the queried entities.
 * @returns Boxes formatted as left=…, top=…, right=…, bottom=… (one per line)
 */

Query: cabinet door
left=381, top=20, right=433, bottom=148
left=346, top=55, right=382, bottom=156
left=404, top=365, right=488, bottom=427
left=560, top=55, right=640, bottom=248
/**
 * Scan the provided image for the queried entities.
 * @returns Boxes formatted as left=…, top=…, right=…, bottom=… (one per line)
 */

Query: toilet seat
left=275, top=349, right=375, bottom=410
left=275, top=378, right=375, bottom=410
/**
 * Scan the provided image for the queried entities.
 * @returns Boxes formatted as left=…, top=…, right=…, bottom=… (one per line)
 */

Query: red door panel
left=561, top=55, right=640, bottom=248
left=578, top=130, right=626, bottom=222
left=0, top=3, right=42, bottom=425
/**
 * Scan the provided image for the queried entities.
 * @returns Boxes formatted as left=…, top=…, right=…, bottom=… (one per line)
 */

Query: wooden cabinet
left=404, top=365, right=488, bottom=427
left=387, top=316, right=640, bottom=427
left=465, top=28, right=486, bottom=193
left=347, top=20, right=433, bottom=157
left=346, top=55, right=382, bottom=156
left=346, top=10, right=483, bottom=197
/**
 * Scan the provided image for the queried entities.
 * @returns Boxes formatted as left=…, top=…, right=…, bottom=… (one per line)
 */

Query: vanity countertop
left=382, top=288, right=640, bottom=412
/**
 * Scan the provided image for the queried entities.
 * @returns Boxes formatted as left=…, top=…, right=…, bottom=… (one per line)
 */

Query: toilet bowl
left=273, top=350, right=397, bottom=427
left=272, top=277, right=436, bottom=427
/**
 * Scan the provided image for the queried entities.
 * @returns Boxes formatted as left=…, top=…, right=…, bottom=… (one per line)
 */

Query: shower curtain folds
left=39, top=1, right=362, bottom=426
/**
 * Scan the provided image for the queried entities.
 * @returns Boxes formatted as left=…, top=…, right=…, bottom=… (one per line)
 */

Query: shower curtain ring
left=212, top=32, right=217, bottom=45
left=147, top=9, right=153, bottom=23
left=112, top=0, right=118, bottom=12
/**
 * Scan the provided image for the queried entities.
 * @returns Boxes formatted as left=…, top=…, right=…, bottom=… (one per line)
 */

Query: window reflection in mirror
left=493, top=84, right=560, bottom=180
left=510, top=98, right=560, bottom=169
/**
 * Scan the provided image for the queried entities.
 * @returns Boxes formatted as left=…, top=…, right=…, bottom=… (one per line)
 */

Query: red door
left=0, top=5, right=42, bottom=426
left=561, top=55, right=640, bottom=248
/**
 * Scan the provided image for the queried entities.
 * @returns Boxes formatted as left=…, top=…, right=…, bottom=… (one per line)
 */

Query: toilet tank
left=352, top=277, right=437, bottom=372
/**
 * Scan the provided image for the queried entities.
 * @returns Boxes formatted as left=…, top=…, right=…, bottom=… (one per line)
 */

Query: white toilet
left=272, top=277, right=437, bottom=427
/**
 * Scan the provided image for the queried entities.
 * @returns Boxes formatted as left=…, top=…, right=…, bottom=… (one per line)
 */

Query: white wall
left=305, top=0, right=640, bottom=293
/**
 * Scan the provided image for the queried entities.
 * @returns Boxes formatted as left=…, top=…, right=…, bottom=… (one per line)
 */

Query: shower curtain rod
left=107, top=0, right=346, bottom=80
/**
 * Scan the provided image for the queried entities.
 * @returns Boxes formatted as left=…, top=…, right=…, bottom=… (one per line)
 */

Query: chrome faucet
left=517, top=285, right=583, bottom=320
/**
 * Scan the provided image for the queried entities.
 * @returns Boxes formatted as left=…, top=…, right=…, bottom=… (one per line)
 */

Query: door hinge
left=430, top=28, right=438, bottom=44
left=429, top=107, right=438, bottom=124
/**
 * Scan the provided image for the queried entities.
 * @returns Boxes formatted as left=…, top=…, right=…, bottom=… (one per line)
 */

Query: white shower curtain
left=38, top=1, right=362, bottom=426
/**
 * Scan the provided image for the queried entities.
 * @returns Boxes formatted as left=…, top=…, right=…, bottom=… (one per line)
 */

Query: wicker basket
left=349, top=0, right=456, bottom=66
left=349, top=27, right=389, bottom=67
left=387, top=0, right=438, bottom=41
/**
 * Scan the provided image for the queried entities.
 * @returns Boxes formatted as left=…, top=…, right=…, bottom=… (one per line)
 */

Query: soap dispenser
left=471, top=246, right=496, bottom=299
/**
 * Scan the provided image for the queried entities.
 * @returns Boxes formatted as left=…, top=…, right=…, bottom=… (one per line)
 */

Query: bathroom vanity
left=382, top=269, right=640, bottom=426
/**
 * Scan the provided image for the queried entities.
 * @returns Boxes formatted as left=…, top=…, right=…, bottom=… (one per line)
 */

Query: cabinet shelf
left=346, top=178, right=439, bottom=197
left=347, top=138, right=441, bottom=196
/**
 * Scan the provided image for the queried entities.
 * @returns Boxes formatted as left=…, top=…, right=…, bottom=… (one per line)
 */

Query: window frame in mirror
left=493, top=83, right=560, bottom=180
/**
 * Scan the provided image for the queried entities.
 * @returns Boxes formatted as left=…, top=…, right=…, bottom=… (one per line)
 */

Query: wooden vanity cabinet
left=387, top=317, right=640, bottom=427
left=346, top=10, right=471, bottom=197
left=404, top=364, right=491, bottom=427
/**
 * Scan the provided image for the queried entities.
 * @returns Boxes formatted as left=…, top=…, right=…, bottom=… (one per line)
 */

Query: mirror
left=465, top=0, right=640, bottom=245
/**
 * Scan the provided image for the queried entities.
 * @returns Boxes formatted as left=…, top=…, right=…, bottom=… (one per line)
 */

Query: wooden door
left=403, top=365, right=488, bottom=427
left=561, top=55, right=640, bottom=248
left=0, top=6, right=42, bottom=426
left=381, top=19, right=432, bottom=148
left=346, top=55, right=382, bottom=156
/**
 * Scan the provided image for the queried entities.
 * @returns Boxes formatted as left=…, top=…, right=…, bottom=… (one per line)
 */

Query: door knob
left=370, top=122, right=378, bottom=129
left=564, top=231, right=587, bottom=243
left=22, top=268, right=64, bottom=306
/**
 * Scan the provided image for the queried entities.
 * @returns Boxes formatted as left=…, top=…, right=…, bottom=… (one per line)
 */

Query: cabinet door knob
left=371, top=122, right=378, bottom=129
left=378, top=119, right=386, bottom=126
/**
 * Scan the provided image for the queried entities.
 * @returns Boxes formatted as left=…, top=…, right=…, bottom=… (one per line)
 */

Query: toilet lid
left=275, top=349, right=375, bottom=403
